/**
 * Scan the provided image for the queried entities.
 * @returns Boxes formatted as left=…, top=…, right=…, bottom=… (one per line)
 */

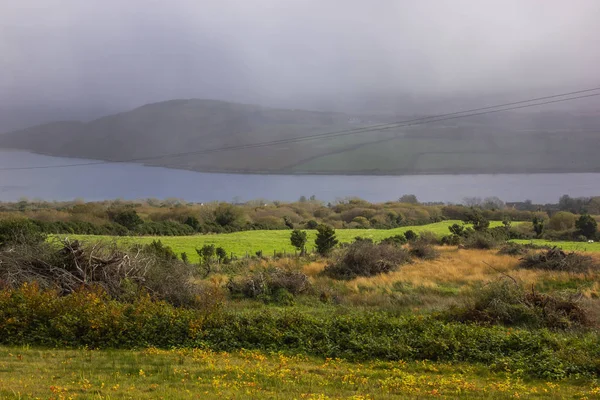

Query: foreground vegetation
left=1, top=195, right=600, bottom=398
left=2, top=347, right=600, bottom=399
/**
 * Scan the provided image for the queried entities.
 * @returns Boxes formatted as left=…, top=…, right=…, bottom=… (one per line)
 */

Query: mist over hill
left=1, top=98, right=600, bottom=175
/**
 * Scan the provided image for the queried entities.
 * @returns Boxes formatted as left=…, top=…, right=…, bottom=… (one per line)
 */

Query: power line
left=1, top=88, right=600, bottom=171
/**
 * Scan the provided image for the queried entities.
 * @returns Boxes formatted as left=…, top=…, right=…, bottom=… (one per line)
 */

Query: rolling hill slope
left=1, top=98, right=599, bottom=175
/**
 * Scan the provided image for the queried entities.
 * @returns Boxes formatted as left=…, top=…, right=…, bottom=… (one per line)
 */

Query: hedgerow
left=0, top=284, right=598, bottom=379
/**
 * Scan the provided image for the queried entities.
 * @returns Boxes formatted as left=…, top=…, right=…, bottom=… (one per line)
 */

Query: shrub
left=463, top=232, right=501, bottom=250
left=0, top=239, right=197, bottom=306
left=111, top=209, right=143, bottom=230
left=380, top=234, right=407, bottom=246
left=290, top=229, right=308, bottom=254
left=226, top=268, right=311, bottom=302
left=409, top=240, right=439, bottom=260
left=315, top=224, right=338, bottom=255
left=549, top=211, right=577, bottom=231
left=323, top=241, right=411, bottom=280
left=498, top=243, right=529, bottom=256
left=305, top=220, right=318, bottom=229
left=450, top=279, right=590, bottom=329
left=404, top=230, right=418, bottom=241
left=519, top=247, right=597, bottom=273
left=0, top=219, right=46, bottom=248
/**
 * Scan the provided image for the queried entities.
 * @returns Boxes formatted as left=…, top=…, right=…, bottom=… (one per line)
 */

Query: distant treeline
left=0, top=195, right=598, bottom=236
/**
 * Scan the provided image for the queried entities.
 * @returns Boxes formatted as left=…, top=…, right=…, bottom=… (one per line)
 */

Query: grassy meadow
left=512, top=239, right=600, bottom=253
left=2, top=346, right=599, bottom=399
left=56, top=220, right=513, bottom=262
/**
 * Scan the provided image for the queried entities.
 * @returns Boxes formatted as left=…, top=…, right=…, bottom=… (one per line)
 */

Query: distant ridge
left=1, top=98, right=600, bottom=175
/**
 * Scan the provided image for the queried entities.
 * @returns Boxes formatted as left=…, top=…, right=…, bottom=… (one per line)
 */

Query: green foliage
left=305, top=220, right=318, bottom=229
left=143, top=240, right=178, bottom=260
left=450, top=279, right=589, bottom=330
left=575, top=214, right=598, bottom=239
left=549, top=211, right=577, bottom=231
left=215, top=247, right=227, bottom=262
left=380, top=234, right=407, bottom=246
left=448, top=223, right=465, bottom=236
left=197, top=244, right=216, bottom=264
left=0, top=219, right=46, bottom=248
left=404, top=230, right=418, bottom=241
left=1, top=284, right=599, bottom=379
left=290, top=229, right=308, bottom=253
left=111, top=209, right=143, bottom=230
left=532, top=216, right=545, bottom=237
left=183, top=216, right=201, bottom=231
left=214, top=203, right=244, bottom=227
left=315, top=224, right=338, bottom=255
left=463, top=231, right=502, bottom=250
left=464, top=209, right=490, bottom=231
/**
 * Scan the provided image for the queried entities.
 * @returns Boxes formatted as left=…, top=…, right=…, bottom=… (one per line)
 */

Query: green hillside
left=2, top=99, right=600, bottom=174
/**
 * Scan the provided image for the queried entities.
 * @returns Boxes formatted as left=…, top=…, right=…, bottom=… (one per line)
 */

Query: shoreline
left=3, top=147, right=600, bottom=177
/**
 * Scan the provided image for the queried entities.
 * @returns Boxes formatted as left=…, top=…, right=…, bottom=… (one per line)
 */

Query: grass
left=512, top=239, right=600, bottom=252
left=56, top=220, right=511, bottom=262
left=0, top=346, right=598, bottom=399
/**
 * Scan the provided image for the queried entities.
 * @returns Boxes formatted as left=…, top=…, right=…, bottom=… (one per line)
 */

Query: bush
left=1, top=285, right=599, bottom=379
left=380, top=234, right=407, bottom=246
left=463, top=232, right=501, bottom=249
left=450, top=279, right=590, bottom=329
left=409, top=241, right=439, bottom=260
left=497, top=243, right=529, bottom=256
left=0, top=239, right=198, bottom=306
left=519, top=247, right=598, bottom=273
left=0, top=219, right=46, bottom=248
left=226, top=268, right=311, bottom=303
left=549, top=211, right=577, bottom=231
left=323, top=241, right=411, bottom=280
left=404, top=230, right=418, bottom=241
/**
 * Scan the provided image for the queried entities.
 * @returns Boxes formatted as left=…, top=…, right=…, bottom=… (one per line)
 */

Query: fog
left=1, top=0, right=599, bottom=122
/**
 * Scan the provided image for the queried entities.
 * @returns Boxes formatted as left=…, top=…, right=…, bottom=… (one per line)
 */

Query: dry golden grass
left=304, top=247, right=600, bottom=298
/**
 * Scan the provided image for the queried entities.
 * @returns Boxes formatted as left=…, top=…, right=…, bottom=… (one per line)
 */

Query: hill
left=1, top=98, right=600, bottom=174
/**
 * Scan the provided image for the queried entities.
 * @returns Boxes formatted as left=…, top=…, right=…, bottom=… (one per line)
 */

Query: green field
left=512, top=239, right=600, bottom=252
left=58, top=220, right=510, bottom=262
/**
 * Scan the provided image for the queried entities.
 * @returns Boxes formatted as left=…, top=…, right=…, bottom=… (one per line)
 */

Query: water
left=0, top=150, right=599, bottom=203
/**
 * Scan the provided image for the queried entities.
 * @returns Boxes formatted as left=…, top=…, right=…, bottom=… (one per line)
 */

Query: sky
left=1, top=0, right=600, bottom=118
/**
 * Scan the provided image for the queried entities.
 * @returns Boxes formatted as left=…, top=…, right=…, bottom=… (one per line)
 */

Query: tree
left=315, top=224, right=338, bottom=255
left=299, top=195, right=307, bottom=203
left=215, top=247, right=227, bottom=262
left=214, top=203, right=244, bottom=227
left=111, top=209, right=143, bottom=230
left=290, top=229, right=308, bottom=255
left=305, top=220, right=318, bottom=229
left=548, top=211, right=576, bottom=231
left=184, top=216, right=201, bottom=231
left=196, top=244, right=216, bottom=277
left=532, top=216, right=545, bottom=237
left=404, top=230, right=418, bottom=241
left=448, top=223, right=465, bottom=236
left=465, top=209, right=489, bottom=231
left=399, top=194, right=418, bottom=204
left=575, top=214, right=597, bottom=239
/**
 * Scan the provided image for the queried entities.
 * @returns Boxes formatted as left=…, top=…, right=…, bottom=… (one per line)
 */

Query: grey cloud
left=1, top=0, right=599, bottom=113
